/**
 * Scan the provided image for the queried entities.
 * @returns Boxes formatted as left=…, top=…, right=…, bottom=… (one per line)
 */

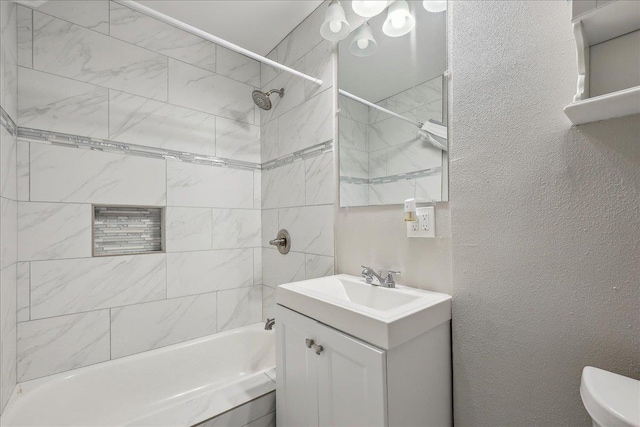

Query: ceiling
left=339, top=0, right=447, bottom=103
left=138, top=0, right=324, bottom=56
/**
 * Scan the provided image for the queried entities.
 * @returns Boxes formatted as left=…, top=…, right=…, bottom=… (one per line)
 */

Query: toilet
left=581, top=367, right=640, bottom=427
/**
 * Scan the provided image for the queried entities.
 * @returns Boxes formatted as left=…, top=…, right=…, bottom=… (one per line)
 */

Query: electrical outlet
left=408, top=207, right=435, bottom=238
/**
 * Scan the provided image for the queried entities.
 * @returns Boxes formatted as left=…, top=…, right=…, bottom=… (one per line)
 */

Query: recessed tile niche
left=93, top=206, right=164, bottom=256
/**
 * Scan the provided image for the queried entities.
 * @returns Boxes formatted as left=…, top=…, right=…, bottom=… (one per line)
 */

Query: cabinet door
left=276, top=306, right=320, bottom=427
left=315, top=323, right=387, bottom=427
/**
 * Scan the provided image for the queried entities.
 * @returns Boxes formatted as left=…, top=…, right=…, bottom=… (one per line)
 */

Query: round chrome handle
left=305, top=338, right=315, bottom=348
left=313, top=344, right=323, bottom=355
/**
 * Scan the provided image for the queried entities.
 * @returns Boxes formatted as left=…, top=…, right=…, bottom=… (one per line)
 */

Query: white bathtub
left=2, top=323, right=275, bottom=427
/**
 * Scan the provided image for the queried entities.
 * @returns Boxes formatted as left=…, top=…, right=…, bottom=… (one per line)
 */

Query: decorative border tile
left=340, top=166, right=443, bottom=185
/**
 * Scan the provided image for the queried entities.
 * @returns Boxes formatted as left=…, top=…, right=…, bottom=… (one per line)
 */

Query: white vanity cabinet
left=276, top=305, right=387, bottom=427
left=276, top=304, right=452, bottom=427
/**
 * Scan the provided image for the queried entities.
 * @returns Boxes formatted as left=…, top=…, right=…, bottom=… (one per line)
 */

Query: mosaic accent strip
left=0, top=106, right=17, bottom=136
left=261, top=140, right=333, bottom=171
left=93, top=206, right=163, bottom=256
left=340, top=167, right=443, bottom=185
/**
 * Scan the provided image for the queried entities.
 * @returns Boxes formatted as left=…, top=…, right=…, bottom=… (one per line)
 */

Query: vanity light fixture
left=320, top=0, right=351, bottom=41
left=423, top=0, right=446, bottom=13
left=382, top=0, right=415, bottom=37
left=349, top=22, right=378, bottom=57
left=352, top=0, right=388, bottom=18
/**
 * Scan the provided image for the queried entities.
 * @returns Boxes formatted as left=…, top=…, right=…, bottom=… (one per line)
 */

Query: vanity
left=276, top=274, right=452, bottom=427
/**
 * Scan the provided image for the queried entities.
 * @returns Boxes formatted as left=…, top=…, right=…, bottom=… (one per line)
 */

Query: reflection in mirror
left=338, top=0, right=448, bottom=207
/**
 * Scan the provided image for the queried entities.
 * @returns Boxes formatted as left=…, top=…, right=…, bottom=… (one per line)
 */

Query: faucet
left=361, top=265, right=400, bottom=288
left=265, top=318, right=275, bottom=330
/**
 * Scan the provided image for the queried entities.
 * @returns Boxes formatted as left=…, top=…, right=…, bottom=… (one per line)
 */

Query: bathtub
left=2, top=323, right=275, bottom=427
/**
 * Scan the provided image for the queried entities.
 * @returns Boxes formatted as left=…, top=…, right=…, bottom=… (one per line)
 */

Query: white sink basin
left=277, top=274, right=451, bottom=350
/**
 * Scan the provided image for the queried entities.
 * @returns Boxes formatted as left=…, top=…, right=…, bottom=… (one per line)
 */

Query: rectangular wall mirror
left=338, top=0, right=448, bottom=207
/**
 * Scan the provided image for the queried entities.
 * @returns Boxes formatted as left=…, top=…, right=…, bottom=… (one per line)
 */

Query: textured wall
left=0, top=0, right=19, bottom=413
left=450, top=1, right=640, bottom=426
left=14, top=0, right=264, bottom=383
left=260, top=3, right=336, bottom=320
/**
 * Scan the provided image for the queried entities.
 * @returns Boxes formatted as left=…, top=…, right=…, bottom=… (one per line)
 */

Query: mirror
left=338, top=0, right=448, bottom=207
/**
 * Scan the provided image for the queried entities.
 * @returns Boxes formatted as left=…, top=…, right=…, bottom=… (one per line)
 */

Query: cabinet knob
left=305, top=338, right=315, bottom=348
left=313, top=344, right=324, bottom=355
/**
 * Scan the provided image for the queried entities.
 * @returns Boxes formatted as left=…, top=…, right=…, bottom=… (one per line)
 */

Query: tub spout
left=265, top=318, right=275, bottom=330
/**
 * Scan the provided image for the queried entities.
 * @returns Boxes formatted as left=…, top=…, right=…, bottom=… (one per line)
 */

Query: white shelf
left=573, top=0, right=640, bottom=46
left=563, top=86, right=640, bottom=125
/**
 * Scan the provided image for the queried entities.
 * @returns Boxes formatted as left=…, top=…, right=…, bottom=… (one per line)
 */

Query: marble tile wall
left=0, top=0, right=19, bottom=413
left=260, top=3, right=336, bottom=319
left=14, top=0, right=265, bottom=384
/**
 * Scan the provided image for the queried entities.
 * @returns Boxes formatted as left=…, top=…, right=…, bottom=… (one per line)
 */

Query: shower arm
left=114, top=0, right=323, bottom=86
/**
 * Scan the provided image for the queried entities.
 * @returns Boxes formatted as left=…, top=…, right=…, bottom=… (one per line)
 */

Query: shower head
left=252, top=88, right=285, bottom=110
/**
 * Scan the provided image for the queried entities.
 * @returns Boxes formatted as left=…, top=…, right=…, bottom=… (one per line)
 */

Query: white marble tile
left=18, top=202, right=91, bottom=261
left=415, top=174, right=443, bottom=203
left=254, top=248, right=262, bottom=286
left=217, top=286, right=261, bottom=332
left=30, top=143, right=166, bottom=205
left=260, top=49, right=279, bottom=88
left=340, top=147, right=368, bottom=179
left=339, top=116, right=367, bottom=152
left=386, top=139, right=443, bottom=176
left=17, top=310, right=110, bottom=382
left=16, top=140, right=28, bottom=201
left=36, top=0, right=109, bottom=34
left=17, top=262, right=29, bottom=322
left=261, top=248, right=305, bottom=288
left=368, top=179, right=416, bottom=206
left=212, top=209, right=261, bottom=249
left=199, top=392, right=275, bottom=427
left=0, top=0, right=17, bottom=61
left=279, top=89, right=333, bottom=156
left=279, top=205, right=334, bottom=256
left=261, top=161, right=305, bottom=209
left=1, top=32, right=18, bottom=122
left=417, top=98, right=443, bottom=124
left=253, top=171, right=261, bottom=210
left=261, top=209, right=278, bottom=248
left=385, top=77, right=443, bottom=115
left=1, top=263, right=17, bottom=410
left=167, top=249, right=253, bottom=298
left=33, top=12, right=167, bottom=100
left=305, top=152, right=334, bottom=206
left=259, top=62, right=306, bottom=126
left=368, top=99, right=388, bottom=125
left=109, top=90, right=216, bottom=156
left=276, top=4, right=325, bottom=67
left=168, top=59, right=254, bottom=124
left=110, top=2, right=216, bottom=72
left=368, top=114, right=419, bottom=152
left=368, top=149, right=387, bottom=179
left=215, top=117, right=260, bottom=163
left=167, top=161, right=253, bottom=209
left=301, top=40, right=333, bottom=101
left=305, top=254, right=334, bottom=280
left=1, top=198, right=17, bottom=269
left=262, top=285, right=275, bottom=323
left=17, top=5, right=31, bottom=68
left=245, top=411, right=276, bottom=427
left=260, top=119, right=279, bottom=163
left=216, top=46, right=260, bottom=87
left=0, top=124, right=17, bottom=200
left=111, top=293, right=218, bottom=358
left=339, top=95, right=368, bottom=124
left=166, top=207, right=213, bottom=253
left=339, top=182, right=368, bottom=207
left=18, top=67, right=109, bottom=138
left=30, top=254, right=166, bottom=320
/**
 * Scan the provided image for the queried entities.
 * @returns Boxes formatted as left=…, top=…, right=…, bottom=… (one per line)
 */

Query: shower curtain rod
left=114, top=0, right=324, bottom=86
left=338, top=89, right=422, bottom=127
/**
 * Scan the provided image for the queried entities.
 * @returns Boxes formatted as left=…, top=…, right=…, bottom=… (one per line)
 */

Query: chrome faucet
left=265, top=318, right=275, bottom=330
left=361, top=265, right=400, bottom=288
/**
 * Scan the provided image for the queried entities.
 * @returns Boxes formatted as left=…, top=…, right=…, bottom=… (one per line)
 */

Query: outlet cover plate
left=407, top=206, right=435, bottom=238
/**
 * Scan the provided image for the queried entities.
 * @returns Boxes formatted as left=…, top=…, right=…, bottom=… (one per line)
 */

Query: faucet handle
left=386, top=270, right=401, bottom=276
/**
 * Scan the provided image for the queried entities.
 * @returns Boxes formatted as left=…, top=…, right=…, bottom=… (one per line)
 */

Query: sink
left=277, top=274, right=451, bottom=350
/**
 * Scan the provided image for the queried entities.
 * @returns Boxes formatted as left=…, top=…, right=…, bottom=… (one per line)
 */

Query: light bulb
left=329, top=20, right=342, bottom=33
left=356, top=38, right=369, bottom=49
left=391, top=15, right=405, bottom=29
left=423, top=0, right=446, bottom=12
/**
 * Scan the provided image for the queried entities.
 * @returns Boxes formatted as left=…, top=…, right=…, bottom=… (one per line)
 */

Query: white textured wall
left=450, top=1, right=640, bottom=426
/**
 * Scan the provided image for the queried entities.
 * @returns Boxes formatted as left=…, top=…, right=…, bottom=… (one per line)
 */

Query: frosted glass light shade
left=349, top=22, right=377, bottom=57
left=352, top=0, right=388, bottom=18
left=320, top=0, right=351, bottom=41
left=423, top=0, right=446, bottom=12
left=382, top=0, right=415, bottom=37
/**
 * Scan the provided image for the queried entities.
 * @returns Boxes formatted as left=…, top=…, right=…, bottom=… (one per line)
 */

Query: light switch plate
left=407, top=206, right=435, bottom=238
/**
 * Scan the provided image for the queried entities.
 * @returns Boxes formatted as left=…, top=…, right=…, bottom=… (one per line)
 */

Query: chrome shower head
left=252, top=88, right=285, bottom=110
